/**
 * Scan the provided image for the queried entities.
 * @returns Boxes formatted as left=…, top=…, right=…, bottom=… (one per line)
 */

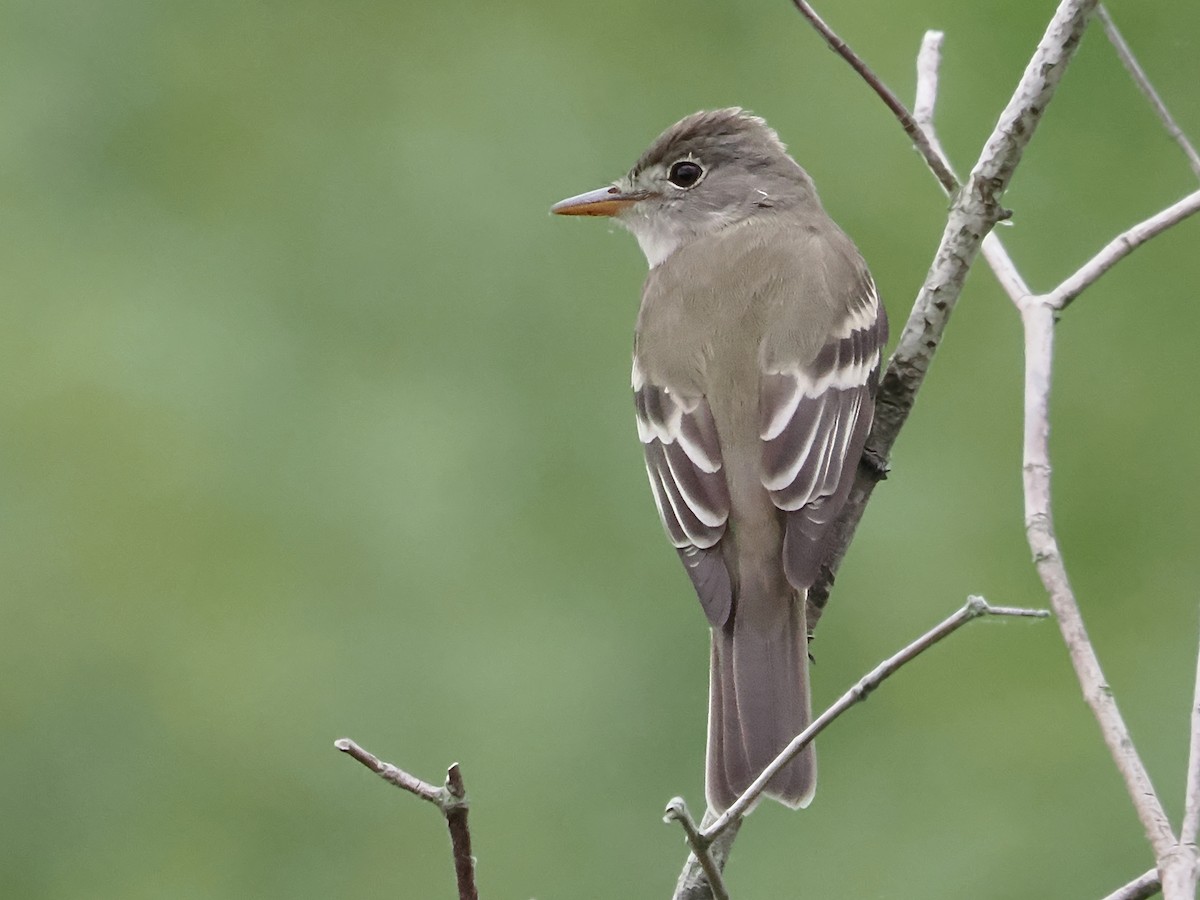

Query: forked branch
left=335, top=738, right=479, bottom=900
left=913, top=8, right=1200, bottom=898
left=671, top=598, right=1048, bottom=898
left=702, top=598, right=1046, bottom=839
left=806, top=0, right=1099, bottom=625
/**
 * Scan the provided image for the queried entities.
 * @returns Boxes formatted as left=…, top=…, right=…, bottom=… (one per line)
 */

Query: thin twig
left=911, top=31, right=942, bottom=137
left=671, top=810, right=741, bottom=900
left=671, top=597, right=1046, bottom=899
left=664, top=800, right=729, bottom=900
left=1048, top=188, right=1200, bottom=309
left=807, top=0, right=1099, bottom=625
left=1096, top=5, right=1200, bottom=180
left=788, top=1, right=957, bottom=193
left=1099, top=868, right=1162, bottom=900
left=1182, top=619, right=1200, bottom=848
left=981, top=233, right=1033, bottom=305
left=335, top=737, right=443, bottom=801
left=912, top=29, right=1033, bottom=304
left=336, top=738, right=480, bottom=900
left=912, top=31, right=959, bottom=188
left=701, top=597, right=1048, bottom=841
left=1019, top=300, right=1178, bottom=868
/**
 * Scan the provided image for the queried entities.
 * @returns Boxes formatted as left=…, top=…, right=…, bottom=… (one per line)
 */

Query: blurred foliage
left=2, top=1, right=1199, bottom=897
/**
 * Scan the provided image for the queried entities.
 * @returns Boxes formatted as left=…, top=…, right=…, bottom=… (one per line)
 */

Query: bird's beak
left=551, top=185, right=651, bottom=217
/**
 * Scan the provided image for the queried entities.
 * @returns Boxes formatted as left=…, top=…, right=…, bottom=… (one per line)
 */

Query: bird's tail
left=706, top=593, right=815, bottom=813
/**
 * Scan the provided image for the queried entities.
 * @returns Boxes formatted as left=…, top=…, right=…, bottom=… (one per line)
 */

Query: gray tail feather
left=705, top=599, right=815, bottom=813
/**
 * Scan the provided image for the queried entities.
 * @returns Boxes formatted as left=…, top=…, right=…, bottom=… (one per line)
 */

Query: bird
left=552, top=108, right=887, bottom=813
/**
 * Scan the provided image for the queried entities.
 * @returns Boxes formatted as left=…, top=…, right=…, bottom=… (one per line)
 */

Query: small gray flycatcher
left=552, top=109, right=887, bottom=813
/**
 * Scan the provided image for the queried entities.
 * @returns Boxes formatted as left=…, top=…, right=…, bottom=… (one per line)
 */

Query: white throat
left=620, top=206, right=743, bottom=269
left=632, top=228, right=685, bottom=269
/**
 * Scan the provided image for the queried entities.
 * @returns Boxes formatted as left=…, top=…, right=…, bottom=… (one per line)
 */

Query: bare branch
left=788, top=1, right=957, bottom=192
left=335, top=738, right=479, bottom=900
left=808, top=0, right=1100, bottom=624
left=912, top=29, right=1033, bottom=305
left=670, top=599, right=1045, bottom=899
left=1048, top=189, right=1200, bottom=309
left=912, top=30, right=959, bottom=187
left=979, top=233, right=1033, bottom=305
left=443, top=764, right=477, bottom=900
left=937, top=11, right=1200, bottom=313
left=335, top=736, right=443, bottom=802
left=1099, top=868, right=1162, bottom=900
left=1096, top=5, right=1200, bottom=180
left=912, top=26, right=1200, bottom=317
left=974, top=11, right=1200, bottom=895
left=702, top=598, right=1048, bottom=841
left=1182, top=620, right=1200, bottom=848
left=1019, top=301, right=1178, bottom=864
left=664, top=800, right=729, bottom=900
left=911, top=31, right=942, bottom=134
left=671, top=811, right=741, bottom=900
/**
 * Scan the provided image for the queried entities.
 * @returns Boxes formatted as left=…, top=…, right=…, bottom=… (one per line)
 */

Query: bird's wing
left=760, top=274, right=888, bottom=590
left=633, top=360, right=733, bottom=627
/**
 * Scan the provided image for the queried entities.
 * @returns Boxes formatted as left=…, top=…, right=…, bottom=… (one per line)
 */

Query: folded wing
left=760, top=276, right=888, bottom=590
left=634, top=360, right=733, bottom=626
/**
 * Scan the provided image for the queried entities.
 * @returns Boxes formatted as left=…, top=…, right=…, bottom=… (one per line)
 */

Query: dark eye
left=668, top=160, right=704, bottom=188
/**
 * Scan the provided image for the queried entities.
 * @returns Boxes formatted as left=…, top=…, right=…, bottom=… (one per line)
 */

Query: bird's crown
left=631, top=108, right=789, bottom=177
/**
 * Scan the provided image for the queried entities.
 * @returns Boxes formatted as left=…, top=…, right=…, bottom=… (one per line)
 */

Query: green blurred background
left=3, top=1, right=1198, bottom=897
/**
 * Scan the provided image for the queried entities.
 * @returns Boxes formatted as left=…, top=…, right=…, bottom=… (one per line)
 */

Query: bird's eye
left=668, top=160, right=704, bottom=188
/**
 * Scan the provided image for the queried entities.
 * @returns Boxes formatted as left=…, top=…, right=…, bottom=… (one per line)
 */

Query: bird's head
left=552, top=108, right=819, bottom=267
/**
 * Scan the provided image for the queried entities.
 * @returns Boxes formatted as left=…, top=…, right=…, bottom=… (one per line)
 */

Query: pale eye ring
left=667, top=160, right=704, bottom=188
